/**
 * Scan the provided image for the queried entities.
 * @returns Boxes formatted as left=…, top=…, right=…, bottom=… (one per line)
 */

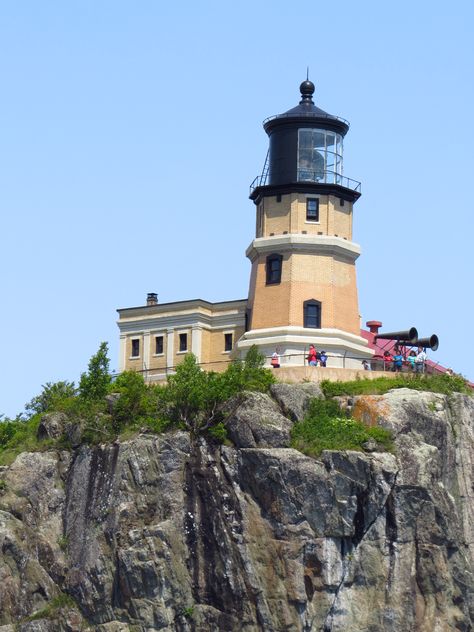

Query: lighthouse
left=237, top=80, right=372, bottom=368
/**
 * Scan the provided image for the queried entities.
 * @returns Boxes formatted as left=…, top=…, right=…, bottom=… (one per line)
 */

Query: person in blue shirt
left=407, top=350, right=416, bottom=371
left=319, top=350, right=327, bottom=367
left=392, top=346, right=403, bottom=372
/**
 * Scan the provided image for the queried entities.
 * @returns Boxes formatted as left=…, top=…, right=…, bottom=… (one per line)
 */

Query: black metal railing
left=263, top=112, right=350, bottom=127
left=112, top=350, right=443, bottom=381
left=250, top=170, right=361, bottom=195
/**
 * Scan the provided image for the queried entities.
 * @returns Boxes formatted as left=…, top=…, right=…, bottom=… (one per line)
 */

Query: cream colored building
left=117, top=80, right=373, bottom=374
left=117, top=296, right=246, bottom=377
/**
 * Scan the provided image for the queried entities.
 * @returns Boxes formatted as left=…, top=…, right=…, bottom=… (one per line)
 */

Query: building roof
left=263, top=80, right=349, bottom=136
left=361, top=325, right=463, bottom=379
left=117, top=297, right=247, bottom=316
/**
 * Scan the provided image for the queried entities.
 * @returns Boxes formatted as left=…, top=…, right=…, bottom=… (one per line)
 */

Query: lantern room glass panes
left=297, top=129, right=343, bottom=184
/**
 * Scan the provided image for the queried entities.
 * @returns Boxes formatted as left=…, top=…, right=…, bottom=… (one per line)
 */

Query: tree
left=222, top=345, right=275, bottom=394
left=25, top=381, right=76, bottom=416
left=161, top=349, right=275, bottom=436
left=163, top=354, right=226, bottom=435
left=79, top=342, right=111, bottom=401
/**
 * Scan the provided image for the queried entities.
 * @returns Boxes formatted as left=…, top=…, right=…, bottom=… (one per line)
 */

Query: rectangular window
left=179, top=333, right=188, bottom=352
left=131, top=339, right=140, bottom=357
left=266, top=253, right=283, bottom=285
left=224, top=333, right=233, bottom=352
left=340, top=198, right=345, bottom=207
left=155, top=336, right=164, bottom=355
left=306, top=198, right=319, bottom=222
left=304, top=300, right=322, bottom=329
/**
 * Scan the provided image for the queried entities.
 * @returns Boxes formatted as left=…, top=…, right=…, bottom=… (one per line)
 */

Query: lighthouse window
left=304, top=300, right=321, bottom=329
left=306, top=198, right=319, bottom=221
left=266, top=254, right=283, bottom=285
left=298, top=129, right=343, bottom=184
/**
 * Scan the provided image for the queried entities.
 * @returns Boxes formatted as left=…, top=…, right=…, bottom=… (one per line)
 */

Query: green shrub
left=207, top=421, right=228, bottom=443
left=110, top=371, right=148, bottom=431
left=25, top=381, right=77, bottom=416
left=321, top=373, right=471, bottom=398
left=79, top=342, right=111, bottom=401
left=0, top=420, right=20, bottom=447
left=221, top=345, right=275, bottom=394
left=162, top=355, right=225, bottom=434
left=161, top=347, right=275, bottom=436
left=291, top=398, right=393, bottom=457
left=0, top=344, right=276, bottom=455
left=24, top=593, right=76, bottom=622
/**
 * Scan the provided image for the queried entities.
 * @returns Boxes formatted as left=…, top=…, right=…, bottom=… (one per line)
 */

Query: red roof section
left=361, top=324, right=449, bottom=375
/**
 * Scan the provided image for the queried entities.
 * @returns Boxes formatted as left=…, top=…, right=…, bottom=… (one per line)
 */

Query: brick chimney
left=366, top=320, right=382, bottom=335
left=146, top=293, right=158, bottom=306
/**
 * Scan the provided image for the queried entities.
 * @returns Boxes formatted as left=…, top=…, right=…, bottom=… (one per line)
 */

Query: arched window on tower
left=304, top=299, right=321, bottom=328
left=266, top=254, right=283, bottom=285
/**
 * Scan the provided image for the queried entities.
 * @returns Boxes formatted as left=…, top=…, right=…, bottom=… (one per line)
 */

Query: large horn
left=374, top=327, right=418, bottom=343
left=413, top=335, right=439, bottom=351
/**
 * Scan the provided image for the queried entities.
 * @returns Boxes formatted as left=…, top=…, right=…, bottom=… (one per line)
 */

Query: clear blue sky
left=1, top=1, right=473, bottom=416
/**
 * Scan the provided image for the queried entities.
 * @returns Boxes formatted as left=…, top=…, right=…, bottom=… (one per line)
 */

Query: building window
left=340, top=198, right=345, bottom=207
left=276, top=194, right=282, bottom=202
left=297, top=128, right=343, bottom=184
left=179, top=333, right=188, bottom=352
left=224, top=333, right=233, bottom=352
left=306, top=198, right=319, bottom=222
left=266, top=253, right=283, bottom=285
left=304, top=300, right=322, bottom=329
left=131, top=339, right=140, bottom=357
left=155, top=336, right=164, bottom=355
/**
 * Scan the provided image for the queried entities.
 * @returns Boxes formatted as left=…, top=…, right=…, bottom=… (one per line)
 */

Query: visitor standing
left=415, top=346, right=427, bottom=373
left=307, top=345, right=318, bottom=366
left=271, top=350, right=280, bottom=369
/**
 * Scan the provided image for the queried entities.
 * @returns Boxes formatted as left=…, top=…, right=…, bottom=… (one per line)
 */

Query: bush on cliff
left=321, top=372, right=472, bottom=398
left=0, top=414, right=47, bottom=465
left=25, top=381, right=77, bottom=415
left=291, top=398, right=393, bottom=456
left=157, top=347, right=275, bottom=436
left=0, top=343, right=274, bottom=454
left=108, top=370, right=167, bottom=433
left=79, top=342, right=112, bottom=401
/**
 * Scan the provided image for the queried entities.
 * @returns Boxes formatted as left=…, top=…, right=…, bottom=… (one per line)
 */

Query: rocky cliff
left=0, top=385, right=473, bottom=631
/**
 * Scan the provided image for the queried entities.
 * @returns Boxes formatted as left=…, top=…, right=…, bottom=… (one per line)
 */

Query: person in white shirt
left=415, top=346, right=427, bottom=373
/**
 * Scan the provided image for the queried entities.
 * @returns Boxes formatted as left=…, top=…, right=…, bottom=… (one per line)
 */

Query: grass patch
left=321, top=373, right=471, bottom=398
left=0, top=414, right=54, bottom=466
left=24, top=593, right=76, bottom=622
left=291, top=398, right=393, bottom=457
left=57, top=535, right=68, bottom=551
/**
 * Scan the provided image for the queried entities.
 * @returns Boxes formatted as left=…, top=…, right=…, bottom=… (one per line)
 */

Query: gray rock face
left=0, top=387, right=472, bottom=631
left=36, top=412, right=68, bottom=440
left=223, top=391, right=293, bottom=448
left=270, top=382, right=323, bottom=421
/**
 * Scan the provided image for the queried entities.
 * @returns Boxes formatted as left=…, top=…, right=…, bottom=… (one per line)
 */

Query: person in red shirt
left=307, top=344, right=318, bottom=366
left=383, top=350, right=393, bottom=371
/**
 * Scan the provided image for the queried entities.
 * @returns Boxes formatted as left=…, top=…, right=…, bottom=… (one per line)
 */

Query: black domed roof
left=263, top=80, right=349, bottom=136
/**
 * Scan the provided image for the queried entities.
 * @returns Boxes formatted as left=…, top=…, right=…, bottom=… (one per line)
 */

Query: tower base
left=236, top=326, right=373, bottom=370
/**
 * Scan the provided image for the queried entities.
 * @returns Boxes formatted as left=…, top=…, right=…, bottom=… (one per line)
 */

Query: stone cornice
left=245, top=234, right=361, bottom=262
left=117, top=311, right=246, bottom=335
left=117, top=298, right=247, bottom=319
